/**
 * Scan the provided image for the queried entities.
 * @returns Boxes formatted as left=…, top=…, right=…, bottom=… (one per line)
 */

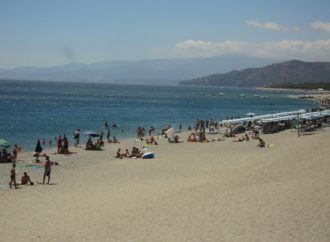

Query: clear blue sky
left=1, top=0, right=330, bottom=68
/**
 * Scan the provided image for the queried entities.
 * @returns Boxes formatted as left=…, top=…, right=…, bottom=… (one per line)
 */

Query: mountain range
left=0, top=55, right=276, bottom=85
left=179, top=60, right=330, bottom=87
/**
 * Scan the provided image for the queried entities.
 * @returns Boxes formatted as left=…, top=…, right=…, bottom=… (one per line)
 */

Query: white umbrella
left=165, top=128, right=174, bottom=137
left=0, top=139, right=10, bottom=149
left=83, top=131, right=100, bottom=137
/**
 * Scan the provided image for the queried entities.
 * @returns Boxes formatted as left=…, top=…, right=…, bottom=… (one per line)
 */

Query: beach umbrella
left=246, top=112, right=255, bottom=117
left=35, top=139, right=43, bottom=153
left=165, top=127, right=174, bottom=134
left=0, top=139, right=10, bottom=149
left=83, top=131, right=100, bottom=137
left=165, top=128, right=175, bottom=138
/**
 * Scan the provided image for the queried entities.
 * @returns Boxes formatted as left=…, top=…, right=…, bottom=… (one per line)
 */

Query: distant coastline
left=265, top=82, right=330, bottom=91
left=258, top=87, right=330, bottom=108
left=258, top=87, right=330, bottom=93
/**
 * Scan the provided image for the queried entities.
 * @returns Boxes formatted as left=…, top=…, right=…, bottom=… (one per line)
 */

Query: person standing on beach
left=9, top=163, right=17, bottom=189
left=63, top=136, right=69, bottom=153
left=104, top=122, right=111, bottom=142
left=57, top=136, right=62, bottom=153
left=12, top=146, right=18, bottom=163
left=73, top=129, right=80, bottom=147
left=43, top=156, right=53, bottom=184
left=12, top=144, right=21, bottom=162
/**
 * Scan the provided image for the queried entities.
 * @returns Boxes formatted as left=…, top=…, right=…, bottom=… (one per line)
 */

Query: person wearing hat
left=43, top=156, right=53, bottom=184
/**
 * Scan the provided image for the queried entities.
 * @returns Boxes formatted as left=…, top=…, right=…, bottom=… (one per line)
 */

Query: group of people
left=116, top=146, right=145, bottom=159
left=85, top=136, right=120, bottom=150
left=187, top=132, right=207, bottom=143
left=9, top=163, right=33, bottom=189
left=194, top=119, right=218, bottom=134
left=136, top=127, right=145, bottom=140
left=9, top=155, right=54, bottom=189
left=85, top=137, right=103, bottom=150
left=56, top=135, right=71, bottom=154
left=0, top=144, right=21, bottom=163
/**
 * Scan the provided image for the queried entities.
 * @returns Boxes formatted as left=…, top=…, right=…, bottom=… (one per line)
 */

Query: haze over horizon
left=1, top=0, right=330, bottom=69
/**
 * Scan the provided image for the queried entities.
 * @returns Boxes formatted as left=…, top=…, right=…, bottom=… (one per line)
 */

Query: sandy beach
left=1, top=127, right=330, bottom=242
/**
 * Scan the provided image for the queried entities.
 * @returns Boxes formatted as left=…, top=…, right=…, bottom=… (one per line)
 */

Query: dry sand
left=1, top=127, right=330, bottom=242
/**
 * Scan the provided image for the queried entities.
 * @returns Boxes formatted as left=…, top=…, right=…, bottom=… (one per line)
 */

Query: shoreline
left=1, top=82, right=319, bottom=152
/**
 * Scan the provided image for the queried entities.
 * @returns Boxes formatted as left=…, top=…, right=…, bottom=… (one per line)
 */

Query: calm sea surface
left=0, top=80, right=315, bottom=151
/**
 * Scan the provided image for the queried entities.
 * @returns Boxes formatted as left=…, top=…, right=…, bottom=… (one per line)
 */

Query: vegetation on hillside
left=179, top=60, right=330, bottom=87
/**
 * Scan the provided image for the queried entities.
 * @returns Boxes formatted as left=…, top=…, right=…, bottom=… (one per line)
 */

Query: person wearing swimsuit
left=9, top=163, right=17, bottom=189
left=43, top=156, right=53, bottom=184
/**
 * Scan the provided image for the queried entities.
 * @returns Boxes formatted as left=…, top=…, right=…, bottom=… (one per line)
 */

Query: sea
left=0, top=80, right=316, bottom=151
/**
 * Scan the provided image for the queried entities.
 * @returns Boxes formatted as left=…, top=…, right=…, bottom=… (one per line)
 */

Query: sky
left=1, top=0, right=330, bottom=68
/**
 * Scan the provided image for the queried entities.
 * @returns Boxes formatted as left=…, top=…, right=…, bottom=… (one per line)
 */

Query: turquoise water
left=0, top=80, right=315, bottom=151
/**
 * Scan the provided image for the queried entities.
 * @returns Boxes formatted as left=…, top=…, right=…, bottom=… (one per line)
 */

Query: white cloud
left=246, top=20, right=288, bottom=31
left=175, top=39, right=330, bottom=61
left=292, top=26, right=304, bottom=34
left=311, top=21, right=330, bottom=33
left=176, top=40, right=249, bottom=55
